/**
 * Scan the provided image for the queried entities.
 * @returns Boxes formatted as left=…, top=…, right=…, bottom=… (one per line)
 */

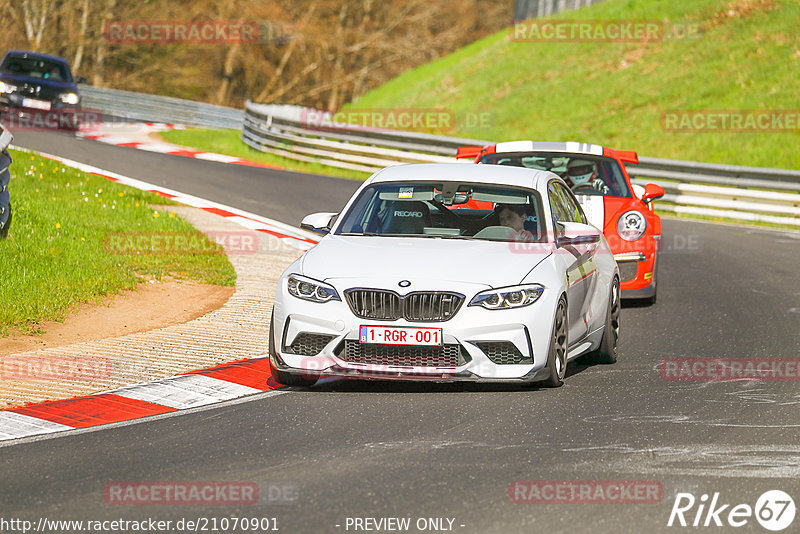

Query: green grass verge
left=159, top=128, right=371, bottom=181
left=348, top=0, right=799, bottom=170
left=0, top=149, right=236, bottom=336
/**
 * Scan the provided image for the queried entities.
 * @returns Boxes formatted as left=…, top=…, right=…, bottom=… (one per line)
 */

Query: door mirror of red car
left=642, top=183, right=665, bottom=203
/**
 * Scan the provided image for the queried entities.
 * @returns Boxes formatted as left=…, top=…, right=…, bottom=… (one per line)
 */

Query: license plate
left=22, top=98, right=51, bottom=110
left=359, top=325, right=442, bottom=346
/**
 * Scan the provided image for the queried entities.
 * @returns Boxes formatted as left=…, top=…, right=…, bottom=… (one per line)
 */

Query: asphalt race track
left=3, top=130, right=799, bottom=533
left=10, top=129, right=361, bottom=226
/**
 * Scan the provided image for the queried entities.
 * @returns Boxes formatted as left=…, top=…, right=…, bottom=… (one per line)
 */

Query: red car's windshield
left=479, top=152, right=632, bottom=198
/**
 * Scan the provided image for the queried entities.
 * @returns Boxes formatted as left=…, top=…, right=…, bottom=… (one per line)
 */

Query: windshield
left=479, top=152, right=631, bottom=198
left=0, top=55, right=72, bottom=82
left=335, top=181, right=546, bottom=243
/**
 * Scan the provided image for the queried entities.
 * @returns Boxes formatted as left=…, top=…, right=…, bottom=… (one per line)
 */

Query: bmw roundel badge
left=398, top=280, right=411, bottom=288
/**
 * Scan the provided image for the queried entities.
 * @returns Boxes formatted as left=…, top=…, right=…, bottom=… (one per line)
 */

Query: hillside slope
left=350, top=0, right=799, bottom=169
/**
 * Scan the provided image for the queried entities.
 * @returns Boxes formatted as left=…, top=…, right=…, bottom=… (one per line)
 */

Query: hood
left=300, top=235, right=553, bottom=289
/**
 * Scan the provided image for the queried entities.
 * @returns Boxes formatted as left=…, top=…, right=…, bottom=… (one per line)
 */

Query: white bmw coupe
left=269, top=163, right=620, bottom=387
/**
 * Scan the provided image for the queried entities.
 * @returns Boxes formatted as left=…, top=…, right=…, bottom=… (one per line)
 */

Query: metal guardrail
left=242, top=101, right=800, bottom=227
left=514, top=0, right=606, bottom=20
left=242, top=102, right=487, bottom=170
left=79, top=85, right=243, bottom=129
left=631, top=157, right=800, bottom=192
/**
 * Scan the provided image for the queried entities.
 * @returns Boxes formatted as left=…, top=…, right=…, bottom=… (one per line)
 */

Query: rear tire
left=590, top=278, right=620, bottom=364
left=268, top=312, right=317, bottom=387
left=541, top=297, right=568, bottom=388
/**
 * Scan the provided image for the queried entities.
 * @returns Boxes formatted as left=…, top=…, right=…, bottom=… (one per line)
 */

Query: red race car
left=457, top=141, right=665, bottom=304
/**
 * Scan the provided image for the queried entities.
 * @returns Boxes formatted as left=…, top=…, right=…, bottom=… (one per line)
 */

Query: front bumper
left=269, top=356, right=552, bottom=384
left=271, top=280, right=562, bottom=383
left=614, top=235, right=659, bottom=298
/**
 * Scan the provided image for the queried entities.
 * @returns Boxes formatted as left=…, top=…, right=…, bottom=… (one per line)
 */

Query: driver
left=565, top=159, right=609, bottom=194
left=495, top=203, right=536, bottom=241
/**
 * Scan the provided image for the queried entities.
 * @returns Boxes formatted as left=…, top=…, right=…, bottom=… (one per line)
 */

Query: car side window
left=548, top=181, right=571, bottom=224
left=557, top=183, right=587, bottom=224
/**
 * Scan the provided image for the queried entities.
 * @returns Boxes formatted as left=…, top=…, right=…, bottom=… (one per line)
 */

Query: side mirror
left=556, top=221, right=600, bottom=247
left=642, top=183, right=665, bottom=203
left=300, top=212, right=338, bottom=235
left=75, top=76, right=88, bottom=84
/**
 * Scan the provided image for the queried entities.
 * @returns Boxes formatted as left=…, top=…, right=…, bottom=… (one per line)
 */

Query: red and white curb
left=0, top=359, right=283, bottom=441
left=0, top=148, right=322, bottom=443
left=10, top=145, right=320, bottom=251
left=77, top=122, right=282, bottom=169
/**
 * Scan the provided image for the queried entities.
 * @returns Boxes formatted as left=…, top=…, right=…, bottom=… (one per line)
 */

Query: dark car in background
left=0, top=122, right=12, bottom=238
left=0, top=50, right=83, bottom=111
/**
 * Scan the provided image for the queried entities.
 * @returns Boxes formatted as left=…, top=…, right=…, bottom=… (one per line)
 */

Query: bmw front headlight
left=469, top=284, right=544, bottom=310
left=0, top=81, right=17, bottom=94
left=617, top=210, right=647, bottom=241
left=58, top=92, right=80, bottom=105
left=287, top=274, right=340, bottom=303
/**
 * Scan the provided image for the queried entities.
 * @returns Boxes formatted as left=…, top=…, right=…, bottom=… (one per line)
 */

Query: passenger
left=565, top=159, right=609, bottom=194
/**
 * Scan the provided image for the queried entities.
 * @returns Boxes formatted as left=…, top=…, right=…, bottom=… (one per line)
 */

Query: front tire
left=268, top=312, right=317, bottom=387
left=541, top=297, right=568, bottom=388
left=590, top=277, right=620, bottom=364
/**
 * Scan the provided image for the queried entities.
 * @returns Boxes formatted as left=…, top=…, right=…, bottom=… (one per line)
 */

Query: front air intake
left=344, top=289, right=464, bottom=322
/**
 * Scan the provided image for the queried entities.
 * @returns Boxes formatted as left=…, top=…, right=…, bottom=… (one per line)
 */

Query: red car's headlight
left=617, top=210, right=647, bottom=241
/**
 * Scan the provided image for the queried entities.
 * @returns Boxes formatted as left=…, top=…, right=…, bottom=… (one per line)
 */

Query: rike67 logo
left=668, top=490, right=795, bottom=531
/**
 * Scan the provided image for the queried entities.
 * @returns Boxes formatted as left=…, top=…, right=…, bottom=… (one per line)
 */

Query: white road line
left=193, top=152, right=242, bottom=163
left=89, top=135, right=138, bottom=145
left=130, top=143, right=184, bottom=153
left=9, top=145, right=320, bottom=249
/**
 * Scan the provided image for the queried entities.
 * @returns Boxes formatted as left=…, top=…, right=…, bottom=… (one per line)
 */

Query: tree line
left=1, top=0, right=511, bottom=110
